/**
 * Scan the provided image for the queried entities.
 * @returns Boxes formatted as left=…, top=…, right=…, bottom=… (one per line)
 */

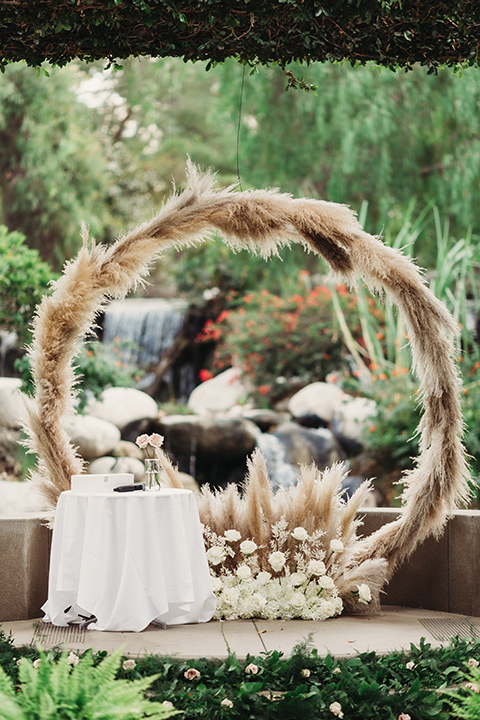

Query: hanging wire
left=169, top=58, right=175, bottom=180
left=236, top=63, right=246, bottom=191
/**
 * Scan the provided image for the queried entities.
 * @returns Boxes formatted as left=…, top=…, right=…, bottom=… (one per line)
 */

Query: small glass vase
left=144, top=458, right=162, bottom=491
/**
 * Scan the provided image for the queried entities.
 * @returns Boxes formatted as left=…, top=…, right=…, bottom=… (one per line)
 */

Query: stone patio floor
left=3, top=606, right=480, bottom=660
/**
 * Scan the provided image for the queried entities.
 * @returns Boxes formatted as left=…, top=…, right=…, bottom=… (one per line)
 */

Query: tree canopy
left=1, top=1, right=479, bottom=73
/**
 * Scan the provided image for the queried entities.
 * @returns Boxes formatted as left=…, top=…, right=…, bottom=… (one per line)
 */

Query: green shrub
left=16, top=339, right=143, bottom=411
left=73, top=340, right=143, bottom=411
left=0, top=225, right=57, bottom=346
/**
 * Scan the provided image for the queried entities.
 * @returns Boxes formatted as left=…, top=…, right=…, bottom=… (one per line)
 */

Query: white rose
left=245, top=663, right=259, bottom=675
left=210, top=575, right=222, bottom=592
left=468, top=658, right=480, bottom=668
left=289, top=572, right=307, bottom=587
left=236, top=565, right=252, bottom=581
left=319, top=575, right=335, bottom=590
left=224, top=529, right=242, bottom=542
left=162, top=701, right=175, bottom=709
left=290, top=592, right=306, bottom=611
left=67, top=652, right=80, bottom=666
left=329, top=701, right=344, bottom=718
left=268, top=551, right=287, bottom=573
left=33, top=659, right=41, bottom=669
left=334, top=596, right=344, bottom=614
left=206, top=545, right=226, bottom=566
left=221, top=698, right=234, bottom=707
left=256, top=571, right=271, bottom=584
left=291, top=526, right=308, bottom=542
left=320, top=599, right=337, bottom=618
left=330, top=539, right=344, bottom=553
left=240, top=540, right=257, bottom=555
left=405, top=661, right=415, bottom=670
left=357, top=583, right=372, bottom=604
left=307, top=559, right=326, bottom=576
left=122, top=659, right=136, bottom=671
left=223, top=588, right=240, bottom=606
left=301, top=668, right=311, bottom=678
left=251, top=593, right=267, bottom=612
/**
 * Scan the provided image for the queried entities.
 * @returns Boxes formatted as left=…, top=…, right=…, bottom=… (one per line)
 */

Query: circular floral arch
left=25, top=163, right=470, bottom=612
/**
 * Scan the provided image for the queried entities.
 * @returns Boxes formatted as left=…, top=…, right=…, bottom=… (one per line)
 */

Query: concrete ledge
left=0, top=514, right=51, bottom=622
left=1, top=509, right=480, bottom=622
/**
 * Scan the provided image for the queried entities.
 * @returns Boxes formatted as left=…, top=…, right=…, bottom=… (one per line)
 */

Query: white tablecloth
left=42, top=489, right=216, bottom=632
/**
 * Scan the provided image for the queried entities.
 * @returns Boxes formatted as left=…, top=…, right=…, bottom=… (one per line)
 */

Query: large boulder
left=68, top=415, right=121, bottom=460
left=86, top=387, right=159, bottom=432
left=270, top=421, right=345, bottom=470
left=241, top=408, right=286, bottom=433
left=0, top=378, right=27, bottom=429
left=155, top=414, right=258, bottom=464
left=0, top=480, right=46, bottom=516
left=87, top=455, right=146, bottom=482
left=188, top=368, right=247, bottom=413
left=331, top=395, right=377, bottom=454
left=288, top=382, right=345, bottom=424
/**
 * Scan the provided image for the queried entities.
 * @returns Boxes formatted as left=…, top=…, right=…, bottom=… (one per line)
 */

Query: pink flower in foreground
left=465, top=682, right=480, bottom=693
left=184, top=667, right=201, bottom=680
left=135, top=434, right=149, bottom=448
left=398, top=714, right=412, bottom=720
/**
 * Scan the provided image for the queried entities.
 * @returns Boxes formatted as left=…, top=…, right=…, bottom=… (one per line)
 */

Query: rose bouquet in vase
left=135, top=433, right=166, bottom=491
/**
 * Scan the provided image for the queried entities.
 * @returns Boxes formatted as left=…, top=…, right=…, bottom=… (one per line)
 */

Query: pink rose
left=465, top=682, right=480, bottom=693
left=244, top=663, right=259, bottom=675
left=184, top=667, right=201, bottom=681
left=135, top=434, right=149, bottom=448
left=148, top=433, right=164, bottom=448
left=398, top=714, right=412, bottom=720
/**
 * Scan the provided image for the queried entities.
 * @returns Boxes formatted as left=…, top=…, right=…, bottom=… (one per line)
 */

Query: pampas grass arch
left=24, top=163, right=470, bottom=614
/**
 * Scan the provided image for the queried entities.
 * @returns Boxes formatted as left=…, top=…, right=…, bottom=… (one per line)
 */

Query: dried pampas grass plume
left=24, top=162, right=470, bottom=597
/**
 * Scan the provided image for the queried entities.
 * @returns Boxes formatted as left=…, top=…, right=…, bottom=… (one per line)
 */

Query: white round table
left=42, top=489, right=216, bottom=632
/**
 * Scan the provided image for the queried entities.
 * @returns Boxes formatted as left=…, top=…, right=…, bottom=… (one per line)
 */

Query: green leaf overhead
left=0, top=1, right=479, bottom=72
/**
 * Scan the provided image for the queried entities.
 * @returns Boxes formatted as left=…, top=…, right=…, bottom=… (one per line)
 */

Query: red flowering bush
left=196, top=275, right=364, bottom=403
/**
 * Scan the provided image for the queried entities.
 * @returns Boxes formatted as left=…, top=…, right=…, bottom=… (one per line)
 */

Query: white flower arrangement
left=204, top=519, right=370, bottom=621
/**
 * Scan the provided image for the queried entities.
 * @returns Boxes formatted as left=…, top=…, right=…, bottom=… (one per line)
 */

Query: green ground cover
left=1, top=627, right=480, bottom=719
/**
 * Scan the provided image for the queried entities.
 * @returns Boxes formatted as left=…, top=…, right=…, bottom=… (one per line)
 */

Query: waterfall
left=102, top=298, right=187, bottom=367
left=256, top=432, right=298, bottom=491
left=0, top=331, right=17, bottom=376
